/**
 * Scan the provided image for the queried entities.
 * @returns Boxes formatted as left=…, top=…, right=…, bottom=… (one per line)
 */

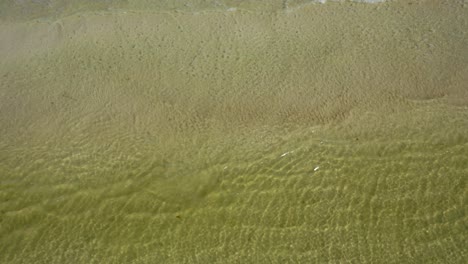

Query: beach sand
left=0, top=0, right=467, bottom=263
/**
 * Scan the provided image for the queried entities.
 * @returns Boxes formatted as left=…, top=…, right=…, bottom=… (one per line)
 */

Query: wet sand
left=1, top=0, right=467, bottom=263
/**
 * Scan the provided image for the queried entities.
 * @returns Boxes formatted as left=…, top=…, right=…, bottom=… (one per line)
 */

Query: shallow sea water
left=0, top=0, right=467, bottom=263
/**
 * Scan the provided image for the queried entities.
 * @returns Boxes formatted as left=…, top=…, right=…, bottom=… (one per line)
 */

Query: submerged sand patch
left=0, top=1, right=467, bottom=263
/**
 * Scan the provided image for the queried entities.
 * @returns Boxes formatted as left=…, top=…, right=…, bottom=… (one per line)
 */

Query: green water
left=1, top=0, right=467, bottom=263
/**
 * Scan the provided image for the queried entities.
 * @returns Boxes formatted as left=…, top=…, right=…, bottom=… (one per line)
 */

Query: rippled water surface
left=1, top=0, right=467, bottom=263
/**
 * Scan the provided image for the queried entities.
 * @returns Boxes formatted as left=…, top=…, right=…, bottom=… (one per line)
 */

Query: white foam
left=280, top=151, right=294, bottom=157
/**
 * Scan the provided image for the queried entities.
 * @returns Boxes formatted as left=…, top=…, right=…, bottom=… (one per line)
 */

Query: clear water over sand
left=0, top=0, right=467, bottom=263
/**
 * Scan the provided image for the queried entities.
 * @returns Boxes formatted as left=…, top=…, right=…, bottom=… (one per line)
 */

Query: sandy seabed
left=0, top=0, right=467, bottom=263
